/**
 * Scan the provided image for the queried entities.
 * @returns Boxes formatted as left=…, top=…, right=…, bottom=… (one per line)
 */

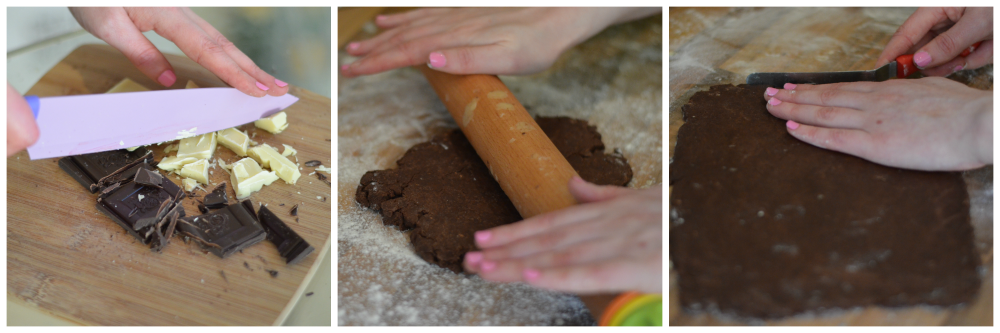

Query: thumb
left=7, top=83, right=40, bottom=157
left=567, top=176, right=632, bottom=203
left=913, top=17, right=991, bottom=69
left=426, top=44, right=521, bottom=75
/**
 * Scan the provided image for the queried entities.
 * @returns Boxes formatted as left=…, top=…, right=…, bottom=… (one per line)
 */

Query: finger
left=99, top=13, right=177, bottom=88
left=7, top=84, right=40, bottom=156
left=478, top=218, right=613, bottom=260
left=963, top=39, right=993, bottom=70
left=522, top=256, right=663, bottom=294
left=876, top=8, right=942, bottom=67
left=921, top=56, right=969, bottom=77
left=766, top=98, right=868, bottom=129
left=463, top=251, right=483, bottom=273
left=474, top=205, right=602, bottom=249
left=152, top=12, right=266, bottom=97
left=913, top=13, right=991, bottom=69
left=343, top=34, right=454, bottom=77
left=346, top=22, right=424, bottom=56
left=785, top=120, right=873, bottom=157
left=567, top=176, right=635, bottom=203
left=182, top=9, right=288, bottom=96
left=359, top=23, right=453, bottom=57
left=768, top=87, right=870, bottom=109
left=428, top=44, right=522, bottom=75
left=374, top=8, right=444, bottom=29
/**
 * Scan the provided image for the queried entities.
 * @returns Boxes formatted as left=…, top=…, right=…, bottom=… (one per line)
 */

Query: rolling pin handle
left=25, top=95, right=40, bottom=118
left=959, top=41, right=982, bottom=57
left=894, top=55, right=915, bottom=78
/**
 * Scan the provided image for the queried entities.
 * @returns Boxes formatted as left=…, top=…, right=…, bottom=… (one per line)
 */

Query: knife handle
left=896, top=41, right=982, bottom=78
left=25, top=95, right=40, bottom=118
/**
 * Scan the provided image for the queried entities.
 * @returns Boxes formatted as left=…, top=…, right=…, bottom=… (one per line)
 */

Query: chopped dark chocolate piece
left=316, top=173, right=330, bottom=185
left=258, top=205, right=314, bottom=265
left=304, top=160, right=321, bottom=167
left=198, top=203, right=209, bottom=214
left=305, top=292, right=314, bottom=296
left=220, top=270, right=229, bottom=283
left=267, top=269, right=279, bottom=278
left=133, top=167, right=164, bottom=188
left=289, top=204, right=298, bottom=216
left=244, top=262, right=252, bottom=271
left=177, top=200, right=266, bottom=258
left=58, top=148, right=154, bottom=193
left=203, top=182, right=229, bottom=209
left=96, top=173, right=184, bottom=244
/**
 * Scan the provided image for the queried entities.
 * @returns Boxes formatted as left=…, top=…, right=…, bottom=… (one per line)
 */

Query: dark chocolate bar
left=258, top=205, right=314, bottom=265
left=58, top=148, right=153, bottom=193
left=95, top=170, right=184, bottom=244
left=203, top=182, right=229, bottom=209
left=177, top=200, right=266, bottom=258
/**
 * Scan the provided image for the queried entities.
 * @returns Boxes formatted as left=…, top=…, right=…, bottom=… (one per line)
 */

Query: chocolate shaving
left=305, top=292, right=314, bottom=296
left=289, top=204, right=298, bottom=216
left=98, top=182, right=122, bottom=200
left=304, top=160, right=321, bottom=167
left=220, top=270, right=229, bottom=283
left=267, top=269, right=279, bottom=278
left=316, top=173, right=331, bottom=185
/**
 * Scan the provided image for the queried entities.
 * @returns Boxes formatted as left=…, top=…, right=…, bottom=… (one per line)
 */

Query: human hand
left=70, top=7, right=289, bottom=97
left=342, top=7, right=660, bottom=77
left=463, top=176, right=662, bottom=294
left=877, top=7, right=993, bottom=77
left=7, top=83, right=40, bottom=157
left=763, top=78, right=992, bottom=171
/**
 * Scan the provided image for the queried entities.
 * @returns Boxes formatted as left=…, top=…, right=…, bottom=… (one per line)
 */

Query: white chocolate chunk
left=248, top=144, right=301, bottom=184
left=185, top=80, right=200, bottom=89
left=316, top=165, right=332, bottom=174
left=177, top=132, right=217, bottom=160
left=254, top=111, right=289, bottom=134
left=106, top=78, right=150, bottom=94
left=157, top=156, right=198, bottom=172
left=179, top=159, right=210, bottom=185
left=182, top=178, right=201, bottom=192
left=216, top=128, right=249, bottom=156
left=163, top=143, right=179, bottom=154
left=230, top=157, right=279, bottom=199
left=281, top=144, right=297, bottom=157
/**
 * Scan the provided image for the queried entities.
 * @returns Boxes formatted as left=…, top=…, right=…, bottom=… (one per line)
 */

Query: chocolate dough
left=669, top=84, right=980, bottom=318
left=357, top=116, right=633, bottom=273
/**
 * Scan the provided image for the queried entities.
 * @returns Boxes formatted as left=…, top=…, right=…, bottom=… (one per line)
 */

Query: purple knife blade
left=26, top=88, right=298, bottom=160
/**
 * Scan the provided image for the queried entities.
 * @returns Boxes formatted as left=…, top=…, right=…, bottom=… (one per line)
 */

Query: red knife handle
left=895, top=41, right=982, bottom=78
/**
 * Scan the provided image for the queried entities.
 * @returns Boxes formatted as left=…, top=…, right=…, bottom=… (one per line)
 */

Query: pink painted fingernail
left=429, top=52, right=447, bottom=68
left=255, top=81, right=269, bottom=91
left=523, top=269, right=541, bottom=281
left=769, top=98, right=782, bottom=106
left=787, top=120, right=800, bottom=130
left=157, top=70, right=177, bottom=87
left=340, top=64, right=349, bottom=72
left=765, top=87, right=778, bottom=96
left=913, top=51, right=932, bottom=68
left=954, top=64, right=964, bottom=72
left=375, top=15, right=387, bottom=22
left=480, top=261, right=497, bottom=272
left=274, top=78, right=288, bottom=87
left=466, top=252, right=483, bottom=264
left=475, top=230, right=492, bottom=243
left=783, top=83, right=797, bottom=90
left=347, top=42, right=360, bottom=51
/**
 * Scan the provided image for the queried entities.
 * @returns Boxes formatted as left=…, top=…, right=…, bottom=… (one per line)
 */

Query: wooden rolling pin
left=420, top=67, right=622, bottom=324
left=419, top=67, right=578, bottom=218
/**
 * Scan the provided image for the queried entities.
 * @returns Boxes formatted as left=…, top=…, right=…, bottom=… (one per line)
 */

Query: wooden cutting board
left=7, top=44, right=332, bottom=325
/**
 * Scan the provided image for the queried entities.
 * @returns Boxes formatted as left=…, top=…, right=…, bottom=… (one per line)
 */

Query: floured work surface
left=669, top=84, right=981, bottom=319
left=356, top=117, right=632, bottom=274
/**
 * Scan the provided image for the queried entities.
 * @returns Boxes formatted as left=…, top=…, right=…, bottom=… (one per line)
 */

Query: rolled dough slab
left=669, top=84, right=980, bottom=318
left=356, top=116, right=633, bottom=273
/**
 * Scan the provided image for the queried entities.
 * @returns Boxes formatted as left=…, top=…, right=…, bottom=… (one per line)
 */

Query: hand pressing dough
left=357, top=116, right=633, bottom=273
left=669, top=84, right=980, bottom=319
